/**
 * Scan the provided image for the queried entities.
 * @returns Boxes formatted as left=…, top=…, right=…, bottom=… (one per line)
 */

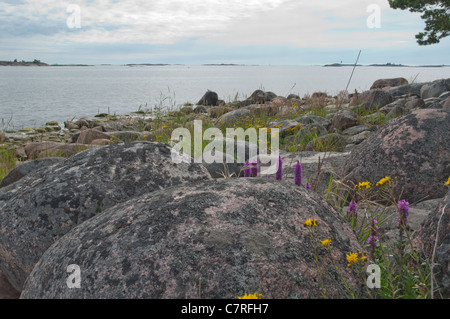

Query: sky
left=0, top=0, right=449, bottom=65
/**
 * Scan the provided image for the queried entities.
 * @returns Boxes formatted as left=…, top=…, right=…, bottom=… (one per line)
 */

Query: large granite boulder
left=343, top=109, right=450, bottom=203
left=350, top=89, right=393, bottom=112
left=0, top=142, right=212, bottom=292
left=370, top=77, right=408, bottom=90
left=21, top=178, right=364, bottom=299
left=421, top=79, right=450, bottom=100
left=413, top=190, right=450, bottom=299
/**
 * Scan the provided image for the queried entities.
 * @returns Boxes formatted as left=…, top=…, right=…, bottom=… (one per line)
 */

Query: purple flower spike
left=398, top=199, right=410, bottom=226
left=244, top=162, right=250, bottom=177
left=294, top=161, right=302, bottom=186
left=251, top=160, right=258, bottom=177
left=348, top=200, right=357, bottom=218
left=276, top=156, right=283, bottom=180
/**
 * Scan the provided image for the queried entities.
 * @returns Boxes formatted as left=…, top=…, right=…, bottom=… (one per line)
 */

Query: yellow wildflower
left=445, top=176, right=450, bottom=186
left=320, top=238, right=332, bottom=246
left=355, top=181, right=371, bottom=190
left=238, top=293, right=262, bottom=299
left=304, top=219, right=318, bottom=228
left=162, top=125, right=168, bottom=129
left=376, top=176, right=391, bottom=187
left=346, top=252, right=358, bottom=266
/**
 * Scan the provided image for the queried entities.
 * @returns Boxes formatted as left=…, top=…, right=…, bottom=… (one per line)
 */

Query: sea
left=0, top=64, right=449, bottom=130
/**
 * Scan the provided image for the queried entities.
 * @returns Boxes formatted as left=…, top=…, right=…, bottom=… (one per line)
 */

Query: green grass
left=0, top=145, right=16, bottom=183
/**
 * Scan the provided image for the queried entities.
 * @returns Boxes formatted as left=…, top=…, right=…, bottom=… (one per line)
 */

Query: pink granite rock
left=343, top=109, right=450, bottom=203
left=21, top=178, right=364, bottom=299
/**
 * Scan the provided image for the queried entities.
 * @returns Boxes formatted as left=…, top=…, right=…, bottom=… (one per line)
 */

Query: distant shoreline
left=1, top=60, right=448, bottom=68
left=0, top=60, right=92, bottom=67
left=323, top=62, right=447, bottom=68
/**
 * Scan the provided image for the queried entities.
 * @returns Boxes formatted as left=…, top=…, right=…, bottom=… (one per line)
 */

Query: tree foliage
left=388, top=0, right=450, bottom=45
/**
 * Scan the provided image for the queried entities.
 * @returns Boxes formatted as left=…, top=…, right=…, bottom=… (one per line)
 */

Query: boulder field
left=0, top=77, right=449, bottom=299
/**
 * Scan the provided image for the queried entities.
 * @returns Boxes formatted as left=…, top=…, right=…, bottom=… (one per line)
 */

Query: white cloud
left=1, top=0, right=445, bottom=64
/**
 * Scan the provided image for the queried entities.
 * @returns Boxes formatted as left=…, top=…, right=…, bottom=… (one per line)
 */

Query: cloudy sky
left=0, top=0, right=449, bottom=65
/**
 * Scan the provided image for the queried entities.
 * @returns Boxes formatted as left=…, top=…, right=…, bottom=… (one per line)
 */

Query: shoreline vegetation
left=1, top=60, right=448, bottom=68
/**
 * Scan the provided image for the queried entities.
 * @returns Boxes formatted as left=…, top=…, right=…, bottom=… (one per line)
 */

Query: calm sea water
left=1, top=65, right=449, bottom=129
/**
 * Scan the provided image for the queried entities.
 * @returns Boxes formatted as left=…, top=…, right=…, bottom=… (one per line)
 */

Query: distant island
left=0, top=59, right=92, bottom=67
left=0, top=59, right=49, bottom=67
left=324, top=62, right=446, bottom=68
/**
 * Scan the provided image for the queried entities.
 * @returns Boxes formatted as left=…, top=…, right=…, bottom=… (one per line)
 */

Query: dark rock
left=343, top=109, right=450, bottom=203
left=76, top=128, right=110, bottom=144
left=329, top=109, right=358, bottom=131
left=0, top=142, right=212, bottom=292
left=370, top=77, right=408, bottom=90
left=197, top=90, right=219, bottom=106
left=246, top=90, right=277, bottom=105
left=194, top=105, right=208, bottom=114
left=421, top=79, right=450, bottom=99
left=424, top=98, right=444, bottom=109
left=347, top=131, right=372, bottom=145
left=21, top=178, right=364, bottom=299
left=413, top=190, right=450, bottom=298
left=439, top=91, right=450, bottom=100
left=387, top=83, right=425, bottom=99
left=342, top=125, right=376, bottom=136
left=386, top=105, right=406, bottom=118
left=350, top=89, right=393, bottom=112
left=405, top=97, right=425, bottom=110
left=287, top=94, right=300, bottom=100
left=296, top=116, right=331, bottom=129
left=0, top=157, right=65, bottom=189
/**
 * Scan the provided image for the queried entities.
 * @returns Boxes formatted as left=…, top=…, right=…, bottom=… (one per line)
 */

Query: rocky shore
left=0, top=77, right=449, bottom=299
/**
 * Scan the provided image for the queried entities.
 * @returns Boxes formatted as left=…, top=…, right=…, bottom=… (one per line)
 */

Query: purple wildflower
left=294, top=161, right=302, bottom=186
left=305, top=184, right=312, bottom=190
left=367, top=235, right=378, bottom=245
left=348, top=200, right=357, bottom=218
left=276, top=156, right=283, bottom=180
left=244, top=162, right=250, bottom=177
left=251, top=160, right=258, bottom=177
left=397, top=199, right=410, bottom=226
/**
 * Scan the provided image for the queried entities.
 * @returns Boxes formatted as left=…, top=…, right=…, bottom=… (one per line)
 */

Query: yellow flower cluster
left=446, top=176, right=450, bottom=186
left=304, top=219, right=318, bottom=227
left=355, top=181, right=371, bottom=190
left=320, top=238, right=332, bottom=246
left=346, top=252, right=367, bottom=267
left=376, top=176, right=390, bottom=187
left=238, top=293, right=263, bottom=299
